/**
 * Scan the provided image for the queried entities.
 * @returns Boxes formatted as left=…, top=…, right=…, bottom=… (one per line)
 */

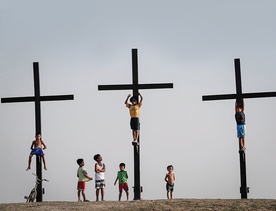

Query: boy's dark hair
left=94, top=154, right=100, bottom=161
left=119, top=163, right=125, bottom=168
left=167, top=165, right=174, bottom=170
left=130, top=96, right=137, bottom=102
left=77, top=158, right=84, bottom=165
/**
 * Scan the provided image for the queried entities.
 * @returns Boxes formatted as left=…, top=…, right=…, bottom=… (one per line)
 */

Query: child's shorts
left=30, top=148, right=44, bottom=156
left=237, top=124, right=246, bottom=138
left=166, top=183, right=174, bottom=192
left=130, top=117, right=140, bottom=130
left=95, top=179, right=105, bottom=189
left=77, top=181, right=86, bottom=190
left=119, top=183, right=129, bottom=193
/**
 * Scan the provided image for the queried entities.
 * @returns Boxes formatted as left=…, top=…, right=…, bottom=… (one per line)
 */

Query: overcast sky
left=1, top=0, right=276, bottom=203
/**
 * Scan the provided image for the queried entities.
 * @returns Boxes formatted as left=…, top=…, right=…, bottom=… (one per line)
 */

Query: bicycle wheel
left=27, top=189, right=37, bottom=202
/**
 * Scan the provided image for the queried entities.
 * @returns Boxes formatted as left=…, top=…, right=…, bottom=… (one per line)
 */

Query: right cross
left=202, top=58, right=276, bottom=199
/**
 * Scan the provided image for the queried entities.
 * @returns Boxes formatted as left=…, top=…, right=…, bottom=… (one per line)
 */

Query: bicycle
left=24, top=173, right=49, bottom=202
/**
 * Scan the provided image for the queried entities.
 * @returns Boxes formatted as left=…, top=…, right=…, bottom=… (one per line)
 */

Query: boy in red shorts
left=114, top=163, right=129, bottom=201
left=77, top=158, right=93, bottom=202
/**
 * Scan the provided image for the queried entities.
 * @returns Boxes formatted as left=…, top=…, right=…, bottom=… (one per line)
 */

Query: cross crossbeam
left=1, top=62, right=74, bottom=202
left=98, top=49, right=173, bottom=200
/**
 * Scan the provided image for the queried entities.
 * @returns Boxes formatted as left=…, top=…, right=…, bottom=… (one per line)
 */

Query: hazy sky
left=1, top=1, right=276, bottom=203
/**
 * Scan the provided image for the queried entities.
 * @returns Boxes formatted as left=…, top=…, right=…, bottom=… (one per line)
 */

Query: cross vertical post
left=33, top=62, right=43, bottom=201
left=1, top=62, right=74, bottom=202
left=98, top=49, right=173, bottom=199
left=202, top=58, right=276, bottom=199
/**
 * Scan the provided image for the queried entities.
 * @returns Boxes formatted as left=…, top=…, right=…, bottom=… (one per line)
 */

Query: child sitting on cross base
left=125, top=92, right=143, bottom=143
left=26, top=133, right=47, bottom=171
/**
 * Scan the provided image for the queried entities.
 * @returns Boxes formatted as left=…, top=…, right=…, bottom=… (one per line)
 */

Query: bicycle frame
left=24, top=173, right=48, bottom=202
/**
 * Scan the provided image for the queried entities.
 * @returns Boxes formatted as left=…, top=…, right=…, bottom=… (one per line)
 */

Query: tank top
left=95, top=163, right=105, bottom=180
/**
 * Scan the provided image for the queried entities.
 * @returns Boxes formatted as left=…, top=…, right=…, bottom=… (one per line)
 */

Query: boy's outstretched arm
left=125, top=94, right=131, bottom=105
left=138, top=92, right=143, bottom=103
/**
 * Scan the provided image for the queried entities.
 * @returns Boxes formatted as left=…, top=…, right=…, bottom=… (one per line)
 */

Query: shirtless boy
left=26, top=133, right=47, bottom=170
left=164, top=165, right=175, bottom=199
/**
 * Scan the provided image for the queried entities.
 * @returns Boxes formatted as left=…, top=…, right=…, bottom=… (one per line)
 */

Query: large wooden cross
left=202, top=58, right=276, bottom=199
left=98, top=49, right=173, bottom=200
left=1, top=62, right=74, bottom=202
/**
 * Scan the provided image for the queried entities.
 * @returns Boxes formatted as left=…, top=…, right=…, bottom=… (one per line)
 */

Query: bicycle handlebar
left=31, top=173, right=49, bottom=182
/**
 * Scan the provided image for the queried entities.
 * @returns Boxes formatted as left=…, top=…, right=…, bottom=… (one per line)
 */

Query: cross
left=202, top=58, right=276, bottom=199
left=98, top=49, right=173, bottom=200
left=1, top=62, right=74, bottom=202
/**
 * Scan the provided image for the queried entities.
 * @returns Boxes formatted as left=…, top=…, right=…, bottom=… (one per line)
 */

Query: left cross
left=1, top=62, right=74, bottom=202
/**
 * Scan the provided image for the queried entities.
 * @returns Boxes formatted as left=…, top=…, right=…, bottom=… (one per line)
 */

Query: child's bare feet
left=26, top=167, right=31, bottom=171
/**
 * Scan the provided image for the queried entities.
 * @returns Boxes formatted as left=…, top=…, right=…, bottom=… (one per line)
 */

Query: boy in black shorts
left=125, top=92, right=143, bottom=143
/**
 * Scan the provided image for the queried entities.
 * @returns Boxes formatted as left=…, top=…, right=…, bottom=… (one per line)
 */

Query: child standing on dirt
left=26, top=133, right=47, bottom=171
left=77, top=158, right=93, bottom=202
left=114, top=163, right=129, bottom=201
left=125, top=92, right=143, bottom=144
left=94, top=154, right=106, bottom=201
left=164, top=165, right=175, bottom=199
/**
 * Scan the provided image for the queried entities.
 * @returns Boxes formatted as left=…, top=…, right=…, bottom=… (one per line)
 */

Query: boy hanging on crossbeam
left=125, top=92, right=143, bottom=144
left=235, top=100, right=246, bottom=151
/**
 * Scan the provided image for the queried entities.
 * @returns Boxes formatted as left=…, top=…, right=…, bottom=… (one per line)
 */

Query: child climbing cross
left=26, top=133, right=47, bottom=171
left=235, top=100, right=246, bottom=151
left=125, top=92, right=143, bottom=144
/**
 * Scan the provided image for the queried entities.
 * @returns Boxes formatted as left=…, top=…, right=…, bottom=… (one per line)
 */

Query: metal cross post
left=1, top=62, right=74, bottom=202
left=202, top=58, right=276, bottom=199
left=98, top=49, right=173, bottom=200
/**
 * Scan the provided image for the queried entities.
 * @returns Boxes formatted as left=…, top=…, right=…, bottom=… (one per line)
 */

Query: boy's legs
left=42, top=155, right=47, bottom=170
left=170, top=190, right=173, bottom=199
left=125, top=190, right=129, bottom=200
left=132, top=130, right=140, bottom=142
left=239, top=137, right=245, bottom=150
left=100, top=188, right=104, bottom=201
left=26, top=154, right=33, bottom=170
left=77, top=190, right=81, bottom=202
left=118, top=191, right=122, bottom=201
left=167, top=191, right=170, bottom=199
left=95, top=189, right=99, bottom=201
left=81, top=190, right=87, bottom=201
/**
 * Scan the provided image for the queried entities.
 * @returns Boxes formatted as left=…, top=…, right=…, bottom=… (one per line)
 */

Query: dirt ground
left=1, top=199, right=276, bottom=211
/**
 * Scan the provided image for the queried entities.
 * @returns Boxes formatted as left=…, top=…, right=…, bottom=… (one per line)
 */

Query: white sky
left=1, top=0, right=276, bottom=203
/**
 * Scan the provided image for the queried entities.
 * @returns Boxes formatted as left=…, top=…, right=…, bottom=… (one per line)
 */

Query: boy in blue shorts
left=26, top=133, right=47, bottom=170
left=235, top=100, right=246, bottom=151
